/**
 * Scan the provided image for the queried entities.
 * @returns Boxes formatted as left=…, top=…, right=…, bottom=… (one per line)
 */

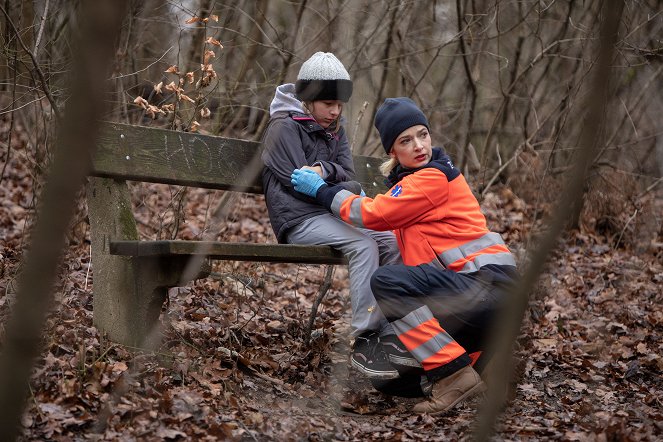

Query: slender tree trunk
left=474, top=1, right=626, bottom=438
left=0, top=1, right=128, bottom=439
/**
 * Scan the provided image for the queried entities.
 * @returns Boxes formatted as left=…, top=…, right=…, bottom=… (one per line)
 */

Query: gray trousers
left=286, top=214, right=402, bottom=337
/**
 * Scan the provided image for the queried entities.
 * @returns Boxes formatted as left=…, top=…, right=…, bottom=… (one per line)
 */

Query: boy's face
left=309, top=100, right=343, bottom=128
left=389, top=125, right=432, bottom=169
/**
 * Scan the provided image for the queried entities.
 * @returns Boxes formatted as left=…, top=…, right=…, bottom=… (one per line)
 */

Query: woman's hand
left=291, top=169, right=325, bottom=197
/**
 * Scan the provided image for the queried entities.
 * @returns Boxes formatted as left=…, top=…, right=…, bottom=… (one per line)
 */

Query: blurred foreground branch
left=474, top=0, right=626, bottom=440
left=0, top=2, right=128, bottom=439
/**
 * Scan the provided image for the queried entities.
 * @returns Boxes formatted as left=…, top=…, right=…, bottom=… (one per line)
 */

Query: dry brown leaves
left=0, top=131, right=661, bottom=440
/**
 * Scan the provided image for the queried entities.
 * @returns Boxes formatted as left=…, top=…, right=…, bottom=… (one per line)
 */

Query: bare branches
left=0, top=3, right=62, bottom=122
left=109, top=46, right=174, bottom=80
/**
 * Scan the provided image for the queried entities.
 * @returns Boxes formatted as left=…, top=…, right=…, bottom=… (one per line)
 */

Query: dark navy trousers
left=370, top=263, right=518, bottom=376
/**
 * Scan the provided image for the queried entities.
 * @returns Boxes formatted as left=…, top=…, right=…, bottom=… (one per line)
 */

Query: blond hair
left=379, top=157, right=399, bottom=177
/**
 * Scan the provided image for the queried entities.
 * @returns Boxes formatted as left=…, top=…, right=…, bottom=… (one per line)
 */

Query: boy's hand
left=291, top=169, right=325, bottom=197
left=300, top=165, right=323, bottom=177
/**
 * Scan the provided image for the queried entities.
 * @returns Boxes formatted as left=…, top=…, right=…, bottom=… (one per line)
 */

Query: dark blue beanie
left=374, top=97, right=429, bottom=154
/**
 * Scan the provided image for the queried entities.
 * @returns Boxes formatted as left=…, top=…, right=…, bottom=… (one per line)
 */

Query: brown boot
left=412, top=365, right=486, bottom=414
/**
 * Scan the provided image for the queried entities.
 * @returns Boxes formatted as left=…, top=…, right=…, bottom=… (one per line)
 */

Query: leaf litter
left=0, top=130, right=661, bottom=440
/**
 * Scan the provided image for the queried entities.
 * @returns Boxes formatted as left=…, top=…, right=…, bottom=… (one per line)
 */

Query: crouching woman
left=290, top=97, right=518, bottom=414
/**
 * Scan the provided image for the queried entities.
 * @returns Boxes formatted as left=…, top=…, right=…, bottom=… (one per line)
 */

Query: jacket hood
left=386, top=147, right=455, bottom=187
left=270, top=83, right=304, bottom=117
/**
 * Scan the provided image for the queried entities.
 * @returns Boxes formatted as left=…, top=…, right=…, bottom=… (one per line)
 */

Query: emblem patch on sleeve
left=390, top=185, right=403, bottom=197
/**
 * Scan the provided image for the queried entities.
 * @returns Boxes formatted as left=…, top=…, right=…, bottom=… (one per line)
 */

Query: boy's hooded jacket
left=315, top=147, right=516, bottom=271
left=261, top=83, right=358, bottom=242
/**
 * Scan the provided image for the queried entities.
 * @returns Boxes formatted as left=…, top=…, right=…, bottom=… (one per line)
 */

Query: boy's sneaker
left=350, top=333, right=399, bottom=380
left=380, top=334, right=422, bottom=373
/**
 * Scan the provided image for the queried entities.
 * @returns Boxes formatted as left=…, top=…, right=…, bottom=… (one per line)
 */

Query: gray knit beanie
left=295, top=52, right=353, bottom=102
left=374, top=97, right=429, bottom=154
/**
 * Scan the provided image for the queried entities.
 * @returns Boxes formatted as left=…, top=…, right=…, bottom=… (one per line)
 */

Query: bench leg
left=86, top=177, right=210, bottom=347
left=91, top=255, right=168, bottom=347
left=92, top=255, right=208, bottom=347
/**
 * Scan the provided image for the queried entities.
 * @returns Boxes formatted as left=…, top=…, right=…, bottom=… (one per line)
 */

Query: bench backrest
left=92, top=122, right=388, bottom=197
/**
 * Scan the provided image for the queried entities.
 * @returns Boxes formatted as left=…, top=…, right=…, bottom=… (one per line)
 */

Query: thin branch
left=0, top=96, right=49, bottom=116
left=108, top=46, right=174, bottom=80
left=350, top=101, right=368, bottom=154
left=637, top=176, right=663, bottom=200
left=304, top=265, right=335, bottom=344
left=613, top=209, right=638, bottom=251
left=0, top=45, right=19, bottom=184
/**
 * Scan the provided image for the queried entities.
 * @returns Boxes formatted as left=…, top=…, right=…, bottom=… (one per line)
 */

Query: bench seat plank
left=109, top=240, right=346, bottom=264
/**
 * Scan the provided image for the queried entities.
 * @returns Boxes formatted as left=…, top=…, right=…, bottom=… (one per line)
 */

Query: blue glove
left=291, top=169, right=325, bottom=197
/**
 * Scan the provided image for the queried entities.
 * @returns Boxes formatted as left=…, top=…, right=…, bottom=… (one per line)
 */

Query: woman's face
left=309, top=100, right=343, bottom=128
left=390, top=125, right=432, bottom=169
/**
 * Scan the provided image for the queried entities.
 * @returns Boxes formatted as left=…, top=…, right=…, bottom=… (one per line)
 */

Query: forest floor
left=1, top=125, right=662, bottom=441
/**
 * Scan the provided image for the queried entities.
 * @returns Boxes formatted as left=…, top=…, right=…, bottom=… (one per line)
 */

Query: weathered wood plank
left=91, top=122, right=388, bottom=196
left=92, top=122, right=264, bottom=193
left=109, top=240, right=347, bottom=265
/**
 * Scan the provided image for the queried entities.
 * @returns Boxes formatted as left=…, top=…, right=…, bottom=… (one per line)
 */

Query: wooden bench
left=87, top=122, right=387, bottom=346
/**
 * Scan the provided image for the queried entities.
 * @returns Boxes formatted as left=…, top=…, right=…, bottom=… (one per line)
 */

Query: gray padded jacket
left=261, top=83, right=357, bottom=242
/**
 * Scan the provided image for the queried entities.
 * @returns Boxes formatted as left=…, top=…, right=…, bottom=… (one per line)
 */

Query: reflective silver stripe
left=348, top=197, right=365, bottom=228
left=391, top=306, right=434, bottom=337
left=438, top=232, right=514, bottom=272
left=330, top=189, right=355, bottom=216
left=463, top=232, right=505, bottom=255
left=391, top=306, right=454, bottom=364
left=458, top=261, right=478, bottom=273
left=440, top=247, right=464, bottom=266
left=438, top=232, right=505, bottom=266
left=460, top=252, right=516, bottom=273
left=409, top=331, right=455, bottom=363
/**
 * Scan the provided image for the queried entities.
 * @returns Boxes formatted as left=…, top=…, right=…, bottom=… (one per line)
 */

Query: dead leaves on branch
left=184, top=15, right=219, bottom=25
left=205, top=36, right=223, bottom=48
left=132, top=15, right=222, bottom=131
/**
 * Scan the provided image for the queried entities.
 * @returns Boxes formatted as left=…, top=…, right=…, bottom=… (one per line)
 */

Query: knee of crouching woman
left=370, top=266, right=396, bottom=300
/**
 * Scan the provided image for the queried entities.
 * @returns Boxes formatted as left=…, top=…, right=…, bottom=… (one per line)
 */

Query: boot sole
left=413, top=380, right=487, bottom=415
left=428, top=380, right=487, bottom=416
left=387, top=354, right=421, bottom=368
left=350, top=357, right=400, bottom=380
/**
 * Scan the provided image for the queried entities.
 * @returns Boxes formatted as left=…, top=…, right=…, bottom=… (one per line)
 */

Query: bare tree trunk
left=455, top=0, right=477, bottom=173
left=253, top=0, right=307, bottom=141
left=185, top=0, right=213, bottom=74
left=0, top=1, right=127, bottom=439
left=361, top=0, right=399, bottom=154
left=221, top=0, right=268, bottom=137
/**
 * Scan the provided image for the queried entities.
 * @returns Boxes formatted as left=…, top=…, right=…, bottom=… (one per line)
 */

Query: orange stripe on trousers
left=398, top=318, right=466, bottom=371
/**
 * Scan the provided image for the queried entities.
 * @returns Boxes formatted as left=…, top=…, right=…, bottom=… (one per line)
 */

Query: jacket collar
left=386, top=147, right=451, bottom=187
left=290, top=112, right=341, bottom=140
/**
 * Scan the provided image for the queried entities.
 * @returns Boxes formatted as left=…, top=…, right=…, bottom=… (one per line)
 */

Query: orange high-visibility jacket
left=317, top=148, right=515, bottom=272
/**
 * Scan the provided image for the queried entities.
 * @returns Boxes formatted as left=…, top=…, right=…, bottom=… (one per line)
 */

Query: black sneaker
left=380, top=335, right=422, bottom=374
left=350, top=333, right=399, bottom=380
